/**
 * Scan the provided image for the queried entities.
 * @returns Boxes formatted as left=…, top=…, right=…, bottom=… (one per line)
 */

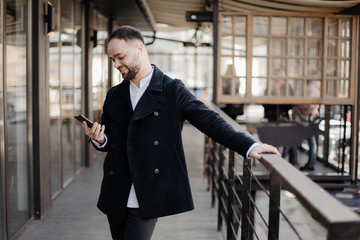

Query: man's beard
left=122, top=65, right=139, bottom=81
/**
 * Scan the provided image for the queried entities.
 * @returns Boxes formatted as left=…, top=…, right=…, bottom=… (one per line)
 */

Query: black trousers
left=107, top=208, right=157, bottom=240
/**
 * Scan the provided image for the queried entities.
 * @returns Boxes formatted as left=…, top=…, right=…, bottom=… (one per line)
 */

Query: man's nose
left=113, top=59, right=121, bottom=69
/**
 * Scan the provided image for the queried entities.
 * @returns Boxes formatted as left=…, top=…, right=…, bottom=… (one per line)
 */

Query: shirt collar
left=130, top=67, right=154, bottom=90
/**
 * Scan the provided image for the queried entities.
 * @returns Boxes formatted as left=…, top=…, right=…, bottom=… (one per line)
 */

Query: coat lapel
left=109, top=80, right=133, bottom=129
left=130, top=66, right=165, bottom=122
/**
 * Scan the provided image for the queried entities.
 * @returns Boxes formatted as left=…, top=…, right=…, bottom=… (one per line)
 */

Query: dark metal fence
left=204, top=102, right=360, bottom=240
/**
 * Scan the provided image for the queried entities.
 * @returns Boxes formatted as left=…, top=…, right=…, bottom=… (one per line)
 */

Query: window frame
left=216, top=12, right=359, bottom=105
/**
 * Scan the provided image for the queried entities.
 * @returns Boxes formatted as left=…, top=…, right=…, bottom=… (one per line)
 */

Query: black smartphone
left=74, top=114, right=94, bottom=128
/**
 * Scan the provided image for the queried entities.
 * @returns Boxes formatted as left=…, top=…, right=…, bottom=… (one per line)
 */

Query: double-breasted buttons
left=109, top=171, right=114, bottom=176
left=154, top=168, right=159, bottom=174
left=154, top=140, right=159, bottom=146
left=154, top=111, right=159, bottom=117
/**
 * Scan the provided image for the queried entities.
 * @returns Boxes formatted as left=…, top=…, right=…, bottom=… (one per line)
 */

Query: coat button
left=109, top=171, right=114, bottom=176
left=154, top=111, right=159, bottom=116
left=154, top=140, right=159, bottom=146
left=154, top=168, right=159, bottom=174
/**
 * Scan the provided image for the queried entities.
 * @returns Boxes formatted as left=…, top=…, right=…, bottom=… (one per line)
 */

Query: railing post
left=268, top=172, right=281, bottom=240
left=218, top=145, right=225, bottom=231
left=241, top=158, right=252, bottom=240
left=227, top=150, right=235, bottom=240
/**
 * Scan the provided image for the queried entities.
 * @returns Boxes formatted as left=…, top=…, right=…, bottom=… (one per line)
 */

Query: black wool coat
left=92, top=65, right=256, bottom=220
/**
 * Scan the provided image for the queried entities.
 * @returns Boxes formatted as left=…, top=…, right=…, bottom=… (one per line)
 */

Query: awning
left=91, top=0, right=360, bottom=32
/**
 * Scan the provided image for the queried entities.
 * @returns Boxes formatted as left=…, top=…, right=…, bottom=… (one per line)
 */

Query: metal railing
left=204, top=102, right=360, bottom=240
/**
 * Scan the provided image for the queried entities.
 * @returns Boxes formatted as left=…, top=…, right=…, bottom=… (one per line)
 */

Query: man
left=82, top=25, right=280, bottom=240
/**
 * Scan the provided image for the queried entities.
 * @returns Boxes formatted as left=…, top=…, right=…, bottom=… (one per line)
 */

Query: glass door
left=6, top=0, right=31, bottom=237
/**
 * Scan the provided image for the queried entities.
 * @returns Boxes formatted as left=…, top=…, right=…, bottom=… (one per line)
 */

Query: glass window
left=222, top=16, right=232, bottom=35
left=307, top=18, right=323, bottom=36
left=218, top=13, right=355, bottom=103
left=74, top=0, right=83, bottom=172
left=253, top=17, right=269, bottom=35
left=290, top=17, right=304, bottom=36
left=234, top=16, right=246, bottom=35
left=252, top=78, right=267, bottom=97
left=61, top=0, right=75, bottom=186
left=0, top=0, right=4, bottom=238
left=289, top=38, right=304, bottom=56
left=92, top=11, right=109, bottom=123
left=271, top=38, right=286, bottom=56
left=328, top=18, right=338, bottom=36
left=221, top=36, right=233, bottom=55
left=234, top=37, right=246, bottom=56
left=271, top=17, right=286, bottom=35
left=6, top=0, right=30, bottom=236
left=49, top=0, right=61, bottom=197
left=253, top=38, right=268, bottom=56
left=252, top=57, right=267, bottom=77
left=308, top=39, right=322, bottom=57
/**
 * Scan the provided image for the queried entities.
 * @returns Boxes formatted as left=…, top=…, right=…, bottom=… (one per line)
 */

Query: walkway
left=17, top=123, right=223, bottom=240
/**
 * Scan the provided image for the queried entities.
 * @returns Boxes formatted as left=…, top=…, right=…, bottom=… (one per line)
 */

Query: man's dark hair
left=108, top=25, right=144, bottom=44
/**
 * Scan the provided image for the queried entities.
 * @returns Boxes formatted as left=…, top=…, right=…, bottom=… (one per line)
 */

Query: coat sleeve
left=89, top=89, right=113, bottom=152
left=174, top=80, right=256, bottom=157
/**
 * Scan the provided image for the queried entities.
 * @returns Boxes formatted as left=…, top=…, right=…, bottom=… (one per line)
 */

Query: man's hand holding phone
left=83, top=121, right=106, bottom=145
left=75, top=115, right=105, bottom=145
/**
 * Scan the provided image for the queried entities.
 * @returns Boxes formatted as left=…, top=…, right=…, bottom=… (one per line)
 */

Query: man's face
left=108, top=38, right=141, bottom=81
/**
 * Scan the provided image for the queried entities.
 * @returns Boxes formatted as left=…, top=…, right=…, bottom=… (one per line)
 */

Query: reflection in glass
left=74, top=0, right=83, bottom=172
left=61, top=0, right=75, bottom=185
left=340, top=40, right=350, bottom=58
left=308, top=38, right=322, bottom=57
left=222, top=76, right=232, bottom=95
left=252, top=58, right=267, bottom=77
left=234, top=57, right=246, bottom=76
left=222, top=16, right=232, bottom=35
left=234, top=37, right=246, bottom=56
left=269, top=79, right=286, bottom=96
left=271, top=59, right=286, bottom=75
left=49, top=0, right=61, bottom=198
left=6, top=0, right=30, bottom=235
left=307, top=60, right=322, bottom=77
left=237, top=78, right=246, bottom=96
left=234, top=16, right=246, bottom=35
left=307, top=18, right=323, bottom=36
left=92, top=11, right=109, bottom=123
left=306, top=80, right=321, bottom=98
left=289, top=59, right=303, bottom=77
left=326, top=60, right=337, bottom=77
left=253, top=17, right=268, bottom=35
left=338, top=80, right=349, bottom=98
left=271, top=38, right=286, bottom=56
left=252, top=78, right=267, bottom=97
left=326, top=80, right=336, bottom=97
left=290, top=38, right=304, bottom=56
left=221, top=36, right=233, bottom=56
left=0, top=0, right=4, bottom=238
left=327, top=39, right=337, bottom=57
left=220, top=57, right=233, bottom=76
left=288, top=79, right=303, bottom=97
left=271, top=17, right=286, bottom=35
left=328, top=18, right=338, bottom=37
left=340, top=18, right=351, bottom=37
left=290, top=17, right=304, bottom=36
left=340, top=60, right=350, bottom=78
left=253, top=38, right=268, bottom=56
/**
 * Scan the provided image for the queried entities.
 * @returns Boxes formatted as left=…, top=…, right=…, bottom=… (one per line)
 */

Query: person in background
left=293, top=104, right=320, bottom=171
left=81, top=25, right=280, bottom=240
